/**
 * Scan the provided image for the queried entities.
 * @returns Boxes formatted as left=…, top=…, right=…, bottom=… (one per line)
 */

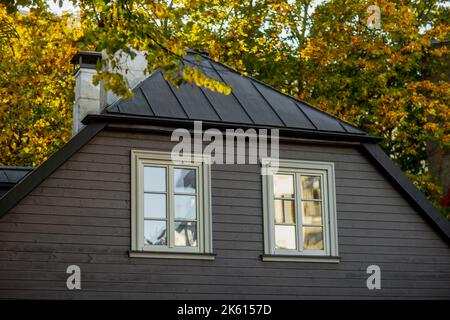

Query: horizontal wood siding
left=0, top=129, right=449, bottom=299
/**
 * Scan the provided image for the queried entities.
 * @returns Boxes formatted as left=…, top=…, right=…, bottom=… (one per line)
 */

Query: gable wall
left=0, top=128, right=449, bottom=299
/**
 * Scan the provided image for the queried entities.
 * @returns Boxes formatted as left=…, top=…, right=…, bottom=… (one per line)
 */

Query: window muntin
left=143, top=166, right=168, bottom=246
left=273, top=173, right=326, bottom=252
left=142, top=165, right=199, bottom=249
left=262, top=159, right=338, bottom=258
left=300, top=174, right=324, bottom=251
left=273, top=174, right=297, bottom=250
left=131, top=151, right=212, bottom=255
left=173, top=167, right=198, bottom=247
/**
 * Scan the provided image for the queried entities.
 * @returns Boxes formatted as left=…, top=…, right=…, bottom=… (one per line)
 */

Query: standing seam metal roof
left=104, top=52, right=367, bottom=136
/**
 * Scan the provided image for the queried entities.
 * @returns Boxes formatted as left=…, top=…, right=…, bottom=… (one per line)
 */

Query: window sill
left=128, top=251, right=216, bottom=260
left=261, top=254, right=340, bottom=263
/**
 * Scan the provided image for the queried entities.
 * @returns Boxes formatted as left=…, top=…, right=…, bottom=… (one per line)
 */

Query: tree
left=0, top=6, right=81, bottom=166
left=1, top=0, right=448, bottom=216
left=298, top=0, right=449, bottom=214
left=179, top=0, right=449, bottom=215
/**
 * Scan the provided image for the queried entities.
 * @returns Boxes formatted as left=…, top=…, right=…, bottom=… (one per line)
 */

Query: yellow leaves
left=182, top=66, right=231, bottom=95
left=146, top=2, right=172, bottom=19
left=0, top=8, right=75, bottom=166
left=34, top=119, right=50, bottom=129
left=94, top=71, right=133, bottom=99
left=300, top=39, right=313, bottom=61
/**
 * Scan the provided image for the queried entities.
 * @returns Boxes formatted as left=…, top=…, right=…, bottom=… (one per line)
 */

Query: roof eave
left=83, top=113, right=383, bottom=144
left=360, top=143, right=450, bottom=243
left=0, top=122, right=107, bottom=218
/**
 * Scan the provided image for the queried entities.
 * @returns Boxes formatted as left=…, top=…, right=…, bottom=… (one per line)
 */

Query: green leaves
left=1, top=0, right=448, bottom=214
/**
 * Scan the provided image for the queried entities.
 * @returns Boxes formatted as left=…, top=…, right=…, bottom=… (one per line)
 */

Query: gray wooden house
left=0, top=51, right=449, bottom=299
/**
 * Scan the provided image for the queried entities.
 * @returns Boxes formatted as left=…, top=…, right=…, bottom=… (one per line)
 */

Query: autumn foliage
left=0, top=7, right=80, bottom=166
left=0, top=0, right=448, bottom=216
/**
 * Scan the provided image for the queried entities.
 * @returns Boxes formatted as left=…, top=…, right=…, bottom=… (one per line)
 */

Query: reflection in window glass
left=144, top=220, right=167, bottom=245
left=303, top=227, right=323, bottom=250
left=265, top=161, right=336, bottom=257
left=301, top=176, right=321, bottom=200
left=174, top=168, right=196, bottom=193
left=174, top=221, right=197, bottom=247
left=275, top=225, right=296, bottom=249
left=274, top=199, right=295, bottom=224
left=144, top=193, right=166, bottom=219
left=302, top=201, right=323, bottom=225
left=174, top=195, right=196, bottom=220
left=273, top=174, right=294, bottom=198
left=144, top=167, right=166, bottom=192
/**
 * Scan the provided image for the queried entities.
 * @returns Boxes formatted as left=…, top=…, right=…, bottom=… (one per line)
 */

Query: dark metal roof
left=0, top=166, right=34, bottom=197
left=104, top=52, right=367, bottom=136
left=360, top=144, right=450, bottom=241
left=0, top=122, right=107, bottom=213
left=0, top=167, right=34, bottom=184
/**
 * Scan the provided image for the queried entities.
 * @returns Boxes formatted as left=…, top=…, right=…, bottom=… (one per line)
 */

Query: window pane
left=144, top=193, right=166, bottom=219
left=274, top=199, right=295, bottom=224
left=275, top=225, right=296, bottom=249
left=301, top=176, right=321, bottom=200
left=174, top=221, right=197, bottom=247
left=303, top=227, right=324, bottom=250
left=174, top=168, right=196, bottom=193
left=273, top=174, right=294, bottom=198
left=144, top=220, right=167, bottom=245
left=174, top=195, right=196, bottom=220
left=302, top=201, right=323, bottom=225
left=144, top=167, right=166, bottom=192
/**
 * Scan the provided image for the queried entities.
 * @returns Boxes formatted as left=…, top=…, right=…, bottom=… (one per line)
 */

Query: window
left=261, top=159, right=339, bottom=263
left=130, top=150, right=213, bottom=260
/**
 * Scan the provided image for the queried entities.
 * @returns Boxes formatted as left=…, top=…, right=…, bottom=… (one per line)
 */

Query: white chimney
left=71, top=49, right=148, bottom=135
left=71, top=51, right=103, bottom=135
left=103, top=49, right=148, bottom=106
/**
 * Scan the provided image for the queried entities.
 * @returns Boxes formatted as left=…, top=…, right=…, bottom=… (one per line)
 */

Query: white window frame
left=130, top=150, right=214, bottom=260
left=261, top=158, right=339, bottom=263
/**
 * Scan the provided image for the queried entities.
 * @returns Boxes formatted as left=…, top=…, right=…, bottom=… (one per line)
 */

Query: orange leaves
left=424, top=123, right=439, bottom=133
left=300, top=38, right=327, bottom=63
left=299, top=1, right=448, bottom=213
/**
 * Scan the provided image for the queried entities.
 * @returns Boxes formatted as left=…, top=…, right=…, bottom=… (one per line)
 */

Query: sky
left=46, top=0, right=77, bottom=15
left=43, top=0, right=450, bottom=16
left=46, top=0, right=326, bottom=15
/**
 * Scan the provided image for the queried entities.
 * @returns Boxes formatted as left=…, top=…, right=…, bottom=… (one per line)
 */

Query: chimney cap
left=70, top=51, right=102, bottom=70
